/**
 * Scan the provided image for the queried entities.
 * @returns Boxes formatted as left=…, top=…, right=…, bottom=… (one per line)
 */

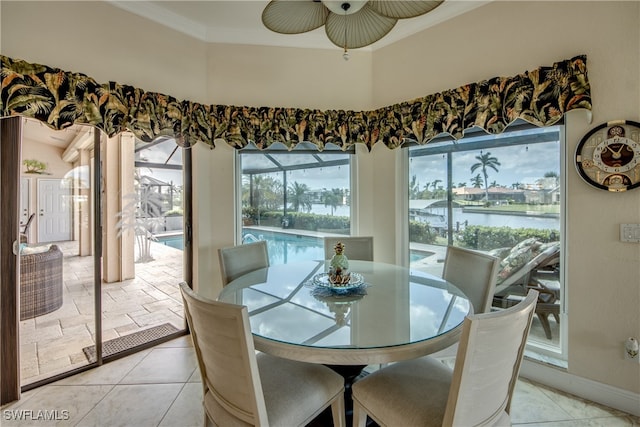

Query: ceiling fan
left=261, top=0, right=444, bottom=59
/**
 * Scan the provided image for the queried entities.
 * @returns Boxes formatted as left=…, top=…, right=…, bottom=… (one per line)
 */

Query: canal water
left=309, top=204, right=559, bottom=230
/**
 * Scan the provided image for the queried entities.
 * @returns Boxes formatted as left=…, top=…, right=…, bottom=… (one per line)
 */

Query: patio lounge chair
left=492, top=239, right=561, bottom=339
left=19, top=213, right=35, bottom=243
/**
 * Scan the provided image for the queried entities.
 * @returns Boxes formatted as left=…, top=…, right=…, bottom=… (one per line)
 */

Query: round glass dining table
left=217, top=260, right=472, bottom=366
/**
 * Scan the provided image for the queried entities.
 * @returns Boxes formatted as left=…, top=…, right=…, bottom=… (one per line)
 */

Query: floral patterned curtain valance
left=1, top=54, right=591, bottom=151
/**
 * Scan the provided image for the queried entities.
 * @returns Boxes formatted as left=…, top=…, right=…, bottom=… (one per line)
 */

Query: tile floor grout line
left=156, top=381, right=190, bottom=427
left=70, top=383, right=117, bottom=427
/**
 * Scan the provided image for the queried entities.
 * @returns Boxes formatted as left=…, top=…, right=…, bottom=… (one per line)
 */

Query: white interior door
left=38, top=178, right=71, bottom=242
left=20, top=177, right=31, bottom=228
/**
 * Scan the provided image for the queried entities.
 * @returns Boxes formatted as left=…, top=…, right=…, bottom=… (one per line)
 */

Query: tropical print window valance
left=1, top=54, right=591, bottom=151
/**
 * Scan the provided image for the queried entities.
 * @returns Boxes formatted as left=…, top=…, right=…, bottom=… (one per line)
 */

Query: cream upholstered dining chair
left=352, top=289, right=538, bottom=427
left=442, top=245, right=501, bottom=314
left=429, top=246, right=501, bottom=360
left=323, top=236, right=373, bottom=261
left=179, top=282, right=346, bottom=427
left=218, top=240, right=269, bottom=286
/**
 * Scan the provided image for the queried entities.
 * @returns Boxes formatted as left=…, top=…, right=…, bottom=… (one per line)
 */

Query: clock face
left=575, top=121, right=640, bottom=192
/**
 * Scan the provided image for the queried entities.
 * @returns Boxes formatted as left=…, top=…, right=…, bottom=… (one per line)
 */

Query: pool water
left=243, top=229, right=324, bottom=265
left=157, top=230, right=324, bottom=265
left=156, top=234, right=184, bottom=250
left=410, top=251, right=429, bottom=262
left=157, top=229, right=432, bottom=266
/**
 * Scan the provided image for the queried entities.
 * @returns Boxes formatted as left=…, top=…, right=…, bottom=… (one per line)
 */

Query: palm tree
left=117, top=173, right=166, bottom=263
left=409, top=175, right=421, bottom=199
left=471, top=174, right=484, bottom=188
left=249, top=175, right=267, bottom=211
left=288, top=182, right=312, bottom=212
left=323, top=188, right=343, bottom=215
left=242, top=174, right=281, bottom=222
left=470, top=151, right=501, bottom=202
left=430, top=179, right=442, bottom=195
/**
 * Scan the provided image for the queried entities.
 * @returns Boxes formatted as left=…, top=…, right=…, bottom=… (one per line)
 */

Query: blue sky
left=144, top=126, right=561, bottom=191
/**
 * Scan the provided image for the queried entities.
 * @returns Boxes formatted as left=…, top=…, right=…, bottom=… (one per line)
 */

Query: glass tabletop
left=217, top=260, right=471, bottom=363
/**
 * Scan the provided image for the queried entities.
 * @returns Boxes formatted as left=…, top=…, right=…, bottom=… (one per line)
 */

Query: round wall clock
left=575, top=120, right=640, bottom=192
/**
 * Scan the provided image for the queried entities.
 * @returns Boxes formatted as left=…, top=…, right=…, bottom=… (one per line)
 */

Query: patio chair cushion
left=20, top=243, right=52, bottom=255
left=496, top=239, right=542, bottom=285
left=513, top=237, right=542, bottom=253
left=488, top=246, right=511, bottom=260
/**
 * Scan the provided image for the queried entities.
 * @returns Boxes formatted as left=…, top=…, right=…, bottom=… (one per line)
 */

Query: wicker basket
left=20, top=244, right=63, bottom=320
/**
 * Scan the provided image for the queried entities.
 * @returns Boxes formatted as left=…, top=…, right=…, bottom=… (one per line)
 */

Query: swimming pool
left=243, top=229, right=324, bottom=265
left=156, top=234, right=185, bottom=250
left=156, top=230, right=324, bottom=264
left=157, top=229, right=433, bottom=265
left=410, top=251, right=431, bottom=262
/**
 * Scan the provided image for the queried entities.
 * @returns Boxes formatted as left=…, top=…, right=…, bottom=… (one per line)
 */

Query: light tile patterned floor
left=3, top=336, right=638, bottom=426
left=20, top=240, right=185, bottom=385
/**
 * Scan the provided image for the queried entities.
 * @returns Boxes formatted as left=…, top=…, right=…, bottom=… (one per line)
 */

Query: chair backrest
left=323, top=236, right=374, bottom=261
left=443, top=289, right=538, bottom=426
left=218, top=240, right=269, bottom=286
left=179, top=282, right=268, bottom=425
left=442, top=246, right=501, bottom=314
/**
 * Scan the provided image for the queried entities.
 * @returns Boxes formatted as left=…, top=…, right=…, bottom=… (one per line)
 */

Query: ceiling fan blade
left=368, top=1, right=444, bottom=19
left=262, top=0, right=328, bottom=34
left=325, top=4, right=396, bottom=49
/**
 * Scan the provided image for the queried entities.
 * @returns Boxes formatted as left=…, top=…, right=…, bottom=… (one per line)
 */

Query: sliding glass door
left=5, top=117, right=189, bottom=391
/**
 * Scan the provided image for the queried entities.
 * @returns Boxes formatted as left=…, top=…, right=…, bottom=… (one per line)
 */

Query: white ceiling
left=108, top=0, right=490, bottom=50
left=21, top=118, right=94, bottom=160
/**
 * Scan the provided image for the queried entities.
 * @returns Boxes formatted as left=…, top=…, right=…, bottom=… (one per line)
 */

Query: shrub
left=409, top=221, right=438, bottom=244
left=458, top=225, right=559, bottom=250
left=253, top=211, right=350, bottom=232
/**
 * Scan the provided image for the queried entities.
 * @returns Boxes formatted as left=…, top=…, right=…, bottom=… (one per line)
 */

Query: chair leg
left=352, top=402, right=368, bottom=427
left=537, top=313, right=553, bottom=340
left=331, top=395, right=346, bottom=427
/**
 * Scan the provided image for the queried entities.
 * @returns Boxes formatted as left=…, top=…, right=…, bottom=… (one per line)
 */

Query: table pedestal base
left=307, top=365, right=374, bottom=427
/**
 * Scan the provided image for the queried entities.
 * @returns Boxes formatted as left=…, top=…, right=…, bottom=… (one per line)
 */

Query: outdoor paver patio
left=19, top=240, right=185, bottom=385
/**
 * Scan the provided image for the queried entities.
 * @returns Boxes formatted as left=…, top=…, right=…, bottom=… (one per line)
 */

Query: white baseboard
left=520, top=359, right=640, bottom=417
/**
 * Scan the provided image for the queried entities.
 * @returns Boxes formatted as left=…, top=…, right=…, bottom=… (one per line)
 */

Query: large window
left=239, top=143, right=352, bottom=265
left=408, top=124, right=564, bottom=362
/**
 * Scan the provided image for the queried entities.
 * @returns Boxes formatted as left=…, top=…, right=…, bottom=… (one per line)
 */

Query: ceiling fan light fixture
left=261, top=0, right=444, bottom=56
left=262, top=0, right=328, bottom=34
left=368, top=0, right=443, bottom=19
left=325, top=3, right=396, bottom=49
left=322, top=0, right=367, bottom=15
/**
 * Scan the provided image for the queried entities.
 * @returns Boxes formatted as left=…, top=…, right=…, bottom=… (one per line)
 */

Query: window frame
left=406, top=123, right=567, bottom=364
left=236, top=142, right=356, bottom=264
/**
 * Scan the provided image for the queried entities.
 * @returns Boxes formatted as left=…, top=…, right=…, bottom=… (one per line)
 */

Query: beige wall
left=372, top=1, right=640, bottom=395
left=2, top=0, right=639, bottom=405
left=1, top=1, right=209, bottom=103
left=205, top=43, right=372, bottom=110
